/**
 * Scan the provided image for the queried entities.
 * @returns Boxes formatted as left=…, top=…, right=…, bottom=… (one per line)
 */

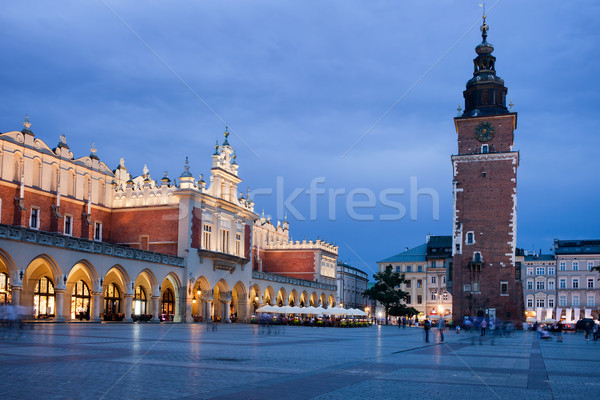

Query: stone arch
left=213, top=279, right=231, bottom=322
left=231, top=281, right=247, bottom=322
left=102, top=264, right=131, bottom=320
left=320, top=293, right=327, bottom=308
left=191, top=275, right=212, bottom=321
left=288, top=289, right=298, bottom=307
left=65, top=260, right=98, bottom=321
left=300, top=290, right=309, bottom=307
left=133, top=269, right=158, bottom=318
left=276, top=287, right=287, bottom=307
left=0, top=248, right=18, bottom=283
left=263, top=285, right=275, bottom=306
left=328, top=294, right=335, bottom=308
left=310, top=291, right=318, bottom=307
left=250, top=284, right=262, bottom=313
left=23, top=254, right=63, bottom=319
left=159, top=272, right=181, bottom=322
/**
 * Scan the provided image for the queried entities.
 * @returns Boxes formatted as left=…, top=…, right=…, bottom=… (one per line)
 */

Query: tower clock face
left=474, top=121, right=495, bottom=142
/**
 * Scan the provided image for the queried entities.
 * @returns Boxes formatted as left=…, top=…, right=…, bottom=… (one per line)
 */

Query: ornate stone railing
left=0, top=224, right=184, bottom=267
left=264, top=239, right=338, bottom=254
left=252, top=270, right=337, bottom=291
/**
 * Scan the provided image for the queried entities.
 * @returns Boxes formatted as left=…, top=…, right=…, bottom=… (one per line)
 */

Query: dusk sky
left=1, top=1, right=598, bottom=278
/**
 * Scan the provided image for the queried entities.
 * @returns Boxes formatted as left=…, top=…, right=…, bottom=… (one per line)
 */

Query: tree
left=363, top=265, right=411, bottom=325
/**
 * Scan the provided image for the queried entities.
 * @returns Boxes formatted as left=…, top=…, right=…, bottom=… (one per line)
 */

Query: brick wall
left=190, top=207, right=201, bottom=249
left=261, top=250, right=316, bottom=280
left=110, top=207, right=179, bottom=255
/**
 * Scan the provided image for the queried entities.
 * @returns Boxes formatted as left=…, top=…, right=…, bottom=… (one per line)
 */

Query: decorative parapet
left=252, top=270, right=337, bottom=291
left=263, top=239, right=338, bottom=254
left=0, top=224, right=184, bottom=267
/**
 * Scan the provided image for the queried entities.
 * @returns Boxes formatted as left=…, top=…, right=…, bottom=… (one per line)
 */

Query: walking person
left=424, top=319, right=431, bottom=343
left=480, top=318, right=487, bottom=336
left=438, top=317, right=445, bottom=343
left=556, top=320, right=563, bottom=343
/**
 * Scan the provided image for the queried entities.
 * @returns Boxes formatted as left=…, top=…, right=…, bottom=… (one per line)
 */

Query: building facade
left=521, top=253, right=556, bottom=322
left=555, top=239, right=600, bottom=321
left=451, top=16, right=524, bottom=324
left=377, top=244, right=428, bottom=319
left=425, top=235, right=453, bottom=318
left=0, top=119, right=337, bottom=323
left=336, top=261, right=369, bottom=310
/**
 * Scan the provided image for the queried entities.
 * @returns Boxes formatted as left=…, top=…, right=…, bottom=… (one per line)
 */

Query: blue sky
left=1, top=1, right=598, bottom=278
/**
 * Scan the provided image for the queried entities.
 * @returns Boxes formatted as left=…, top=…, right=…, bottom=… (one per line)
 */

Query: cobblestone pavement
left=1, top=323, right=598, bottom=399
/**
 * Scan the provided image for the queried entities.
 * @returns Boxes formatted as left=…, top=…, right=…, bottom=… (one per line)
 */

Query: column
left=11, top=286, right=22, bottom=307
left=223, top=300, right=231, bottom=323
left=152, top=296, right=160, bottom=321
left=206, top=299, right=213, bottom=321
left=124, top=294, right=133, bottom=322
left=92, top=292, right=102, bottom=322
left=55, top=289, right=65, bottom=322
left=173, top=293, right=184, bottom=323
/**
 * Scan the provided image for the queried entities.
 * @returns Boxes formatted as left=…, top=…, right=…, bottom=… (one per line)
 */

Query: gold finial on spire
left=457, top=104, right=463, bottom=116
left=509, top=98, right=514, bottom=112
left=479, top=2, right=488, bottom=38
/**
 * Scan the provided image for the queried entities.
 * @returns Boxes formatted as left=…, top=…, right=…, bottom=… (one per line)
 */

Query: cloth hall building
left=0, top=119, right=337, bottom=323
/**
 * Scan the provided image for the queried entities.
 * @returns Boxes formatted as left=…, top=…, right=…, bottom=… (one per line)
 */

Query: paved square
left=1, top=324, right=599, bottom=399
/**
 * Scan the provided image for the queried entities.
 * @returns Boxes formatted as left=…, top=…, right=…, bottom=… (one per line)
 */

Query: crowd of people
left=0, top=304, right=27, bottom=339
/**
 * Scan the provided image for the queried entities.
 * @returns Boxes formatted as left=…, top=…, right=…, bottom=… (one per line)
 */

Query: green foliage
left=363, top=265, right=411, bottom=324
left=389, top=304, right=419, bottom=317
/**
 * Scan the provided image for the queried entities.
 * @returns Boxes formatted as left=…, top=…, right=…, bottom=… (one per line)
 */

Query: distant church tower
left=451, top=15, right=523, bottom=323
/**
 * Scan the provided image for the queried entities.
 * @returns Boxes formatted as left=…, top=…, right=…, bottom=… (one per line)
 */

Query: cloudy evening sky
left=1, top=1, right=598, bottom=277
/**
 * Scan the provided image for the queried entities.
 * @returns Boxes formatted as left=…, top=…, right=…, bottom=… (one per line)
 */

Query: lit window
left=417, top=280, right=422, bottom=288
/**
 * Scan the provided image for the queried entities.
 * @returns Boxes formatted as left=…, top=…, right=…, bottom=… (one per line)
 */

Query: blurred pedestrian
left=424, top=319, right=431, bottom=343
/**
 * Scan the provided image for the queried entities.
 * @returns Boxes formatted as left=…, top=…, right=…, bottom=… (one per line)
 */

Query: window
left=588, top=261, right=594, bottom=271
left=501, top=281, right=508, bottom=295
left=472, top=282, right=480, bottom=292
left=560, top=279, right=566, bottom=289
left=572, top=295, right=579, bottom=307
left=588, top=278, right=594, bottom=289
left=68, top=170, right=76, bottom=197
left=405, top=280, right=411, bottom=288
left=548, top=267, right=555, bottom=275
left=466, top=232, right=474, bottom=244
left=536, top=281, right=545, bottom=290
left=572, top=279, right=579, bottom=289
left=464, top=284, right=471, bottom=292
left=64, top=215, right=72, bottom=235
left=430, top=292, right=436, bottom=301
left=431, top=276, right=437, bottom=284
left=202, top=224, right=212, bottom=250
left=573, top=262, right=578, bottom=271
left=559, top=262, right=566, bottom=271
left=417, top=295, right=422, bottom=304
left=139, top=235, right=149, bottom=251
left=443, top=276, right=446, bottom=284
left=235, top=233, right=241, bottom=256
left=536, top=298, right=545, bottom=308
left=548, top=298, right=554, bottom=308
left=220, top=229, right=230, bottom=253
left=133, top=286, right=147, bottom=315
left=29, top=207, right=40, bottom=229
left=104, top=283, right=121, bottom=314
left=0, top=272, right=11, bottom=304
left=587, top=295, right=595, bottom=307
left=548, top=280, right=555, bottom=290
left=98, top=180, right=106, bottom=205
left=34, top=276, right=55, bottom=318
left=94, top=222, right=102, bottom=241
left=417, top=279, right=422, bottom=288
left=527, top=267, right=533, bottom=275
left=442, top=292, right=449, bottom=301
left=405, top=295, right=411, bottom=304
left=70, top=280, right=91, bottom=320
left=536, top=267, right=545, bottom=275
left=527, top=297, right=533, bottom=308
left=431, top=261, right=437, bottom=268
left=527, top=280, right=533, bottom=290
left=417, top=265, right=423, bottom=272
left=33, top=158, right=42, bottom=188
left=559, top=296, right=567, bottom=307
left=162, top=289, right=175, bottom=316
left=481, top=144, right=489, bottom=154
left=406, top=265, right=412, bottom=273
